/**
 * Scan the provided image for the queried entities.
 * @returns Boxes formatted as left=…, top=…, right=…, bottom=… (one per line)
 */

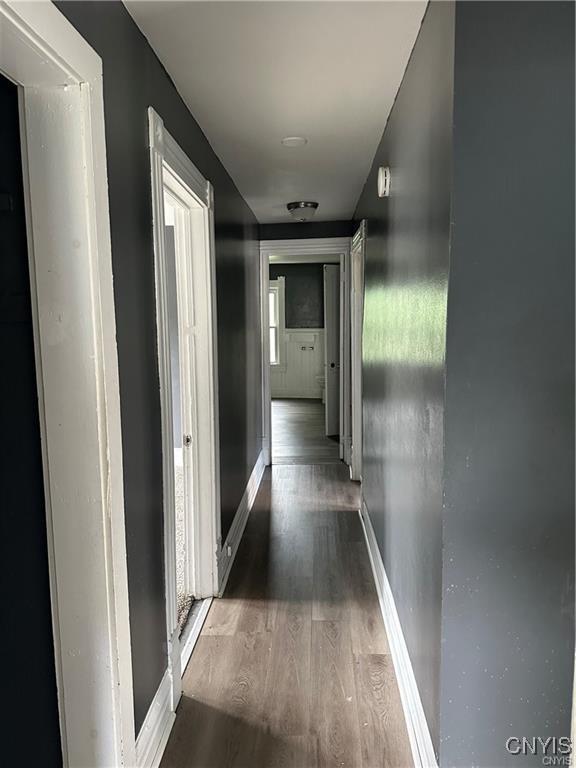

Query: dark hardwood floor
left=272, top=398, right=341, bottom=465
left=161, top=465, right=413, bottom=768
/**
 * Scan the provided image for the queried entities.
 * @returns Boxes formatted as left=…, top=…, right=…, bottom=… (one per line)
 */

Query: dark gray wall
left=259, top=220, right=353, bottom=240
left=56, top=1, right=261, bottom=731
left=269, top=264, right=324, bottom=328
left=1, top=73, right=62, bottom=768
left=353, top=2, right=455, bottom=750
left=440, top=3, right=575, bottom=765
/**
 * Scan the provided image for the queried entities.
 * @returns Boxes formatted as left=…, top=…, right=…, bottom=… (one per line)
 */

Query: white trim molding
left=350, top=220, right=366, bottom=481
left=260, top=237, right=351, bottom=466
left=359, top=501, right=438, bottom=768
left=148, top=107, right=221, bottom=725
left=135, top=670, right=175, bottom=768
left=218, top=450, right=266, bottom=595
left=263, top=237, right=351, bottom=261
left=135, top=595, right=211, bottom=768
left=180, top=597, right=213, bottom=672
left=0, top=3, right=135, bottom=766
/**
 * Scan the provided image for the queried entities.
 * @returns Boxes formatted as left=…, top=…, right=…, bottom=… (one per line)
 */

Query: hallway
left=161, top=464, right=412, bottom=767
left=272, top=399, right=341, bottom=465
left=4, top=3, right=573, bottom=767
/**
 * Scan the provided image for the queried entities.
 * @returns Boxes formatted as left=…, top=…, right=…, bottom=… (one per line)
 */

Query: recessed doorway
left=260, top=238, right=351, bottom=468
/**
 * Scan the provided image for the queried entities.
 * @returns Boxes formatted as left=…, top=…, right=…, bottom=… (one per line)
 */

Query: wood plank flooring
left=272, top=399, right=341, bottom=465
left=161, top=464, right=413, bottom=768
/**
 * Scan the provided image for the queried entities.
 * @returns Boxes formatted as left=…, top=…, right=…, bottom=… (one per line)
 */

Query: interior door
left=323, top=265, right=340, bottom=436
left=164, top=214, right=188, bottom=634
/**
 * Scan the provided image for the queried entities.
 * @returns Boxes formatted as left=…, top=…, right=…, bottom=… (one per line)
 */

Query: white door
left=350, top=223, right=365, bottom=481
left=149, top=109, right=221, bottom=708
left=324, top=265, right=340, bottom=436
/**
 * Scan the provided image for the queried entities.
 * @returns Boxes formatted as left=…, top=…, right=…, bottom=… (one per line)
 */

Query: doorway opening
left=163, top=196, right=195, bottom=633
left=268, top=262, right=340, bottom=464
left=148, top=109, right=220, bottom=703
left=260, top=238, right=351, bottom=468
left=1, top=70, right=63, bottom=767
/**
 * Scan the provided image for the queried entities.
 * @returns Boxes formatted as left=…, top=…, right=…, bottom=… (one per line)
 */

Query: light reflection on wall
left=363, top=281, right=448, bottom=368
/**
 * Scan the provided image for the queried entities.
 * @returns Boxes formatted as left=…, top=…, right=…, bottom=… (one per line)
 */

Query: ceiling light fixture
left=287, top=201, right=318, bottom=222
left=281, top=136, right=308, bottom=147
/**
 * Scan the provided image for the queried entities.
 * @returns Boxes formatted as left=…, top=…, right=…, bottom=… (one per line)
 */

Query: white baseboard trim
left=217, top=449, right=266, bottom=596
left=180, top=596, right=213, bottom=672
left=359, top=501, right=438, bottom=768
left=135, top=451, right=268, bottom=768
left=135, top=668, right=175, bottom=768
left=262, top=436, right=271, bottom=467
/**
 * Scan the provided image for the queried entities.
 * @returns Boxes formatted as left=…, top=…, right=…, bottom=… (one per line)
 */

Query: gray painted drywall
left=56, top=1, right=262, bottom=730
left=440, top=3, right=575, bottom=765
left=259, top=220, right=353, bottom=240
left=269, top=264, right=324, bottom=328
left=353, top=1, right=455, bottom=750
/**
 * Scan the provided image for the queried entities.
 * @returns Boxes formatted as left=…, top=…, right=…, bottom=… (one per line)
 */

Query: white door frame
left=350, top=221, right=366, bottom=482
left=148, top=108, right=221, bottom=707
left=323, top=264, right=341, bottom=436
left=260, top=237, right=351, bottom=465
left=0, top=2, right=135, bottom=766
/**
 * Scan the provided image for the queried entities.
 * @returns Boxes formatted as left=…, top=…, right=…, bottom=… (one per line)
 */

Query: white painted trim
left=260, top=250, right=272, bottom=465
left=350, top=221, right=366, bottom=481
left=359, top=501, right=438, bottom=768
left=218, top=450, right=266, bottom=595
left=269, top=276, right=286, bottom=369
left=206, top=181, right=223, bottom=560
left=136, top=599, right=213, bottom=768
left=180, top=597, right=213, bottom=673
left=262, top=237, right=351, bottom=260
left=135, top=670, right=175, bottom=768
left=148, top=107, right=221, bottom=718
left=260, top=238, right=351, bottom=466
left=1, top=3, right=135, bottom=766
left=340, top=255, right=351, bottom=462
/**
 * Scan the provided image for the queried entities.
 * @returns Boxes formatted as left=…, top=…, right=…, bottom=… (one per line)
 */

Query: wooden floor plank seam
left=161, top=451, right=413, bottom=767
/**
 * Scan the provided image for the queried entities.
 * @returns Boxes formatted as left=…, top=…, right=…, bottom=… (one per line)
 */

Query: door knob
left=183, top=434, right=192, bottom=447
left=330, top=362, right=336, bottom=368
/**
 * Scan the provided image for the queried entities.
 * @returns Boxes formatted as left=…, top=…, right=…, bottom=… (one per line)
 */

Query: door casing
left=0, top=2, right=135, bottom=765
left=148, top=107, right=221, bottom=716
left=323, top=264, right=341, bottom=436
left=259, top=238, right=351, bottom=466
left=350, top=221, right=366, bottom=481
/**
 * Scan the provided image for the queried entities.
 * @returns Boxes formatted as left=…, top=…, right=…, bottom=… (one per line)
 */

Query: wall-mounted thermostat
left=378, top=166, right=391, bottom=198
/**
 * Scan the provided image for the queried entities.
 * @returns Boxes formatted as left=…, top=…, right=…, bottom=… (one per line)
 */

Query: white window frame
left=147, top=107, right=221, bottom=732
left=0, top=2, right=135, bottom=766
left=269, top=276, right=285, bottom=369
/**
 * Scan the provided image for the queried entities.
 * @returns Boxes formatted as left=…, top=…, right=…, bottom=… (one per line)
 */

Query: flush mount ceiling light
left=287, top=201, right=319, bottom=222
left=281, top=136, right=308, bottom=147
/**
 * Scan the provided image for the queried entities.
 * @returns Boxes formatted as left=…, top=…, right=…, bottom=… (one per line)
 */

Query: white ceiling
left=126, top=1, right=426, bottom=223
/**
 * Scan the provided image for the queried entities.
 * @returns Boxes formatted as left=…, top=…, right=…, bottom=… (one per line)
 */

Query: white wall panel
left=271, top=329, right=324, bottom=398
